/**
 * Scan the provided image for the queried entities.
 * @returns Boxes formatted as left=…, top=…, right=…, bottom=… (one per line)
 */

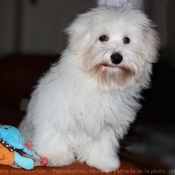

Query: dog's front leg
left=77, top=127, right=120, bottom=172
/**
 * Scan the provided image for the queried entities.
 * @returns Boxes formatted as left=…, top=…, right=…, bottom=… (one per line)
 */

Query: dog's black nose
left=110, top=53, right=123, bottom=65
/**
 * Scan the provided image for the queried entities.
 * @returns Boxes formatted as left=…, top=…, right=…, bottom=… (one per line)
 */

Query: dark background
left=0, top=0, right=175, bottom=174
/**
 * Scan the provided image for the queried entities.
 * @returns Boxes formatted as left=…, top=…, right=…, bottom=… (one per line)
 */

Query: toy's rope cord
left=0, top=139, right=15, bottom=152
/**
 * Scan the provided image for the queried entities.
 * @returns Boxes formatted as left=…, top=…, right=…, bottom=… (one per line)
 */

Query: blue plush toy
left=0, top=125, right=35, bottom=170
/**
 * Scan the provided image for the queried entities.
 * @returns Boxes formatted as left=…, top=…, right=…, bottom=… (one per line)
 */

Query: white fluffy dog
left=19, top=7, right=159, bottom=172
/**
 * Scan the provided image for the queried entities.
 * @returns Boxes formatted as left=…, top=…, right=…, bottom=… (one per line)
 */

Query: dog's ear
left=142, top=26, right=160, bottom=63
left=65, top=14, right=93, bottom=54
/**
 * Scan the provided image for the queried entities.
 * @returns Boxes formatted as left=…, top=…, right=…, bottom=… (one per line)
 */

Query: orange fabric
left=0, top=143, right=14, bottom=166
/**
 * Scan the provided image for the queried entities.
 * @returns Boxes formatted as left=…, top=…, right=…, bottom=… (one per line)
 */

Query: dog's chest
left=66, top=88, right=130, bottom=136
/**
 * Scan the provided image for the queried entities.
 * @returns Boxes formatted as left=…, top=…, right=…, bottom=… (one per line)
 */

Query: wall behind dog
left=0, top=0, right=96, bottom=58
left=20, top=0, right=96, bottom=55
left=0, top=1, right=18, bottom=58
left=148, top=0, right=175, bottom=66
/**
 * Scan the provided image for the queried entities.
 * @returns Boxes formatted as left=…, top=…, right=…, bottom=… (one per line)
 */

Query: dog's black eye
left=123, top=37, right=130, bottom=44
left=99, top=35, right=108, bottom=42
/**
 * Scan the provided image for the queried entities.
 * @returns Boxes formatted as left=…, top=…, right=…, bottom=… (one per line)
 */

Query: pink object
left=41, top=157, right=48, bottom=166
left=25, top=142, right=33, bottom=151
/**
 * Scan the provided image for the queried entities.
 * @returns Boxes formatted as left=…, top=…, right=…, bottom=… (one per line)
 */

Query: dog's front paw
left=86, top=156, right=120, bottom=172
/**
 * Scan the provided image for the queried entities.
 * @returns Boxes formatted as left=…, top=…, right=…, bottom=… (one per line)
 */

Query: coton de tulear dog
left=19, top=7, right=159, bottom=172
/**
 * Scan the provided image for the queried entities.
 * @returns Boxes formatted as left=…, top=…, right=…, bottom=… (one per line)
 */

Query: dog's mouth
left=95, top=63, right=134, bottom=75
left=97, top=63, right=117, bottom=69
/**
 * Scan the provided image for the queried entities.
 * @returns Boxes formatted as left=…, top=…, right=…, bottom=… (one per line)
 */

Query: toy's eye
left=99, top=35, right=108, bottom=42
left=4, top=127, right=9, bottom=130
left=123, top=37, right=130, bottom=44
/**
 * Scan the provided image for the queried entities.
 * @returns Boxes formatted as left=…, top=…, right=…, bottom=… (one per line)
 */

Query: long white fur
left=19, top=7, right=159, bottom=172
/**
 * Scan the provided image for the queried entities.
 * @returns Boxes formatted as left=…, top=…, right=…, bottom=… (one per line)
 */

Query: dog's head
left=66, top=7, right=160, bottom=90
